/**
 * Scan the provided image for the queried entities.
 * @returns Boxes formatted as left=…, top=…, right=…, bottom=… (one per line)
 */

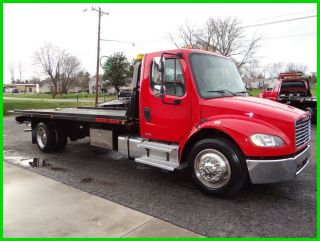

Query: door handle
left=144, top=107, right=151, bottom=122
left=162, top=96, right=182, bottom=105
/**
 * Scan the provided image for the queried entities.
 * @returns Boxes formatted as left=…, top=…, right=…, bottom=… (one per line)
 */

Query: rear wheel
left=55, top=126, right=68, bottom=151
left=36, top=122, right=57, bottom=153
left=188, top=138, right=247, bottom=196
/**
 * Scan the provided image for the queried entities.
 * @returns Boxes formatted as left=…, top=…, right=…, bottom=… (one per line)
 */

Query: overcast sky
left=3, top=3, right=317, bottom=83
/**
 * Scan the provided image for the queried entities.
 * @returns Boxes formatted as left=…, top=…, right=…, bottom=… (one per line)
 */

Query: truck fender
left=179, top=115, right=291, bottom=162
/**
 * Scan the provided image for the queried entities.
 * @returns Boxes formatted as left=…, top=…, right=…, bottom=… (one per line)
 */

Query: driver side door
left=140, top=55, right=191, bottom=143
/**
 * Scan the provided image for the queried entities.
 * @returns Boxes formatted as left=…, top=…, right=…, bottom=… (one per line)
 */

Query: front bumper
left=247, top=145, right=310, bottom=184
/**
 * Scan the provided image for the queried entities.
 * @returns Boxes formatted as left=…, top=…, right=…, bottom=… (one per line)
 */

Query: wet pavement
left=3, top=116, right=317, bottom=237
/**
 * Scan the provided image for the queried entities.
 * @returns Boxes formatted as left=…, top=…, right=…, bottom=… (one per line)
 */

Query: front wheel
left=305, top=107, right=316, bottom=124
left=188, top=138, right=248, bottom=196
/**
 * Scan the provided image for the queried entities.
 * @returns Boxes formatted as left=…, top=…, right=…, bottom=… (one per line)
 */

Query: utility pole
left=95, top=7, right=102, bottom=106
left=84, top=7, right=109, bottom=106
left=18, top=62, right=22, bottom=82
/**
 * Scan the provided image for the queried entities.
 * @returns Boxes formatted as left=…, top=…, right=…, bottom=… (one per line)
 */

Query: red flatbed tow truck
left=15, top=49, right=311, bottom=196
left=259, top=72, right=317, bottom=123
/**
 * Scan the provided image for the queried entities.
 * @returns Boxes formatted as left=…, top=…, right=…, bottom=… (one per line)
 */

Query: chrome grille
left=295, top=117, right=311, bottom=148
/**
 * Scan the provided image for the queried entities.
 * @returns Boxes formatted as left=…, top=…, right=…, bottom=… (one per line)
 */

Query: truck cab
left=15, top=49, right=311, bottom=196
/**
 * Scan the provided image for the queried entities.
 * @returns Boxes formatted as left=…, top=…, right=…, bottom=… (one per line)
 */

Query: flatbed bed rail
left=14, top=107, right=128, bottom=125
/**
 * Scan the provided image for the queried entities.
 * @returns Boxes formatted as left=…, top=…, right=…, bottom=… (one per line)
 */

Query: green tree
left=128, top=58, right=138, bottom=79
left=102, top=52, right=130, bottom=94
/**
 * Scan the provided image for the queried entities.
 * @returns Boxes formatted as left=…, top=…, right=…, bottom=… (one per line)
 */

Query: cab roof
left=144, top=48, right=226, bottom=59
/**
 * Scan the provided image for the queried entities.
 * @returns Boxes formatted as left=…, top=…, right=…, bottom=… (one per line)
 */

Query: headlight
left=250, top=134, right=284, bottom=147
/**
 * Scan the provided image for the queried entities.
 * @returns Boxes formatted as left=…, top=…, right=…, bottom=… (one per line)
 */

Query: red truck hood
left=201, top=96, right=306, bottom=123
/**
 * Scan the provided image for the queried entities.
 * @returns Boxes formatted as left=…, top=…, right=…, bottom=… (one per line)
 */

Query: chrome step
left=138, top=141, right=178, bottom=153
left=135, top=156, right=179, bottom=171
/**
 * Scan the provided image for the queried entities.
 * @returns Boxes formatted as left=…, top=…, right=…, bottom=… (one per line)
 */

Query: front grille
left=295, top=117, right=311, bottom=148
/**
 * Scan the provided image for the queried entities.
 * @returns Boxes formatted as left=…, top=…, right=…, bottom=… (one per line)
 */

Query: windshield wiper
left=207, top=90, right=236, bottom=96
left=233, top=90, right=251, bottom=96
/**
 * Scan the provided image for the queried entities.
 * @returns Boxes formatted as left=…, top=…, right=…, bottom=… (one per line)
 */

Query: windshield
left=189, top=53, right=246, bottom=98
left=281, top=81, right=306, bottom=88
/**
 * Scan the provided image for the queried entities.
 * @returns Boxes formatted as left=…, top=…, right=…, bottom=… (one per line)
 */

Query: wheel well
left=180, top=128, right=243, bottom=163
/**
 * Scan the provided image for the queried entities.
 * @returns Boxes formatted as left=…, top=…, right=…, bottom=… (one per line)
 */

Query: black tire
left=305, top=107, right=316, bottom=124
left=188, top=138, right=247, bottom=196
left=54, top=126, right=68, bottom=151
left=35, top=122, right=57, bottom=153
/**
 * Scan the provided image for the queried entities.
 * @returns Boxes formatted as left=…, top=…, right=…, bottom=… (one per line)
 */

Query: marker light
left=136, top=54, right=143, bottom=61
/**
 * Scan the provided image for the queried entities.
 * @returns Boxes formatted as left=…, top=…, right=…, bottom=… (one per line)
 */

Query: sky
left=3, top=3, right=317, bottom=83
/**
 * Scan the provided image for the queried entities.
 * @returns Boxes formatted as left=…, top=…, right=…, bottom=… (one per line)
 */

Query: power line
left=100, top=39, right=135, bottom=46
left=262, top=32, right=315, bottom=40
left=243, top=15, right=316, bottom=28
left=243, top=10, right=316, bottom=24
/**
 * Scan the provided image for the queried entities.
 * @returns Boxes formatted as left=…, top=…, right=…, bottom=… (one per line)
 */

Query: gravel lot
left=4, top=116, right=316, bottom=237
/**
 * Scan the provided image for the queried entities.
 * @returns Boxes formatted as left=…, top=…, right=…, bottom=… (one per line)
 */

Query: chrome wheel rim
left=37, top=127, right=47, bottom=149
left=194, top=149, right=231, bottom=189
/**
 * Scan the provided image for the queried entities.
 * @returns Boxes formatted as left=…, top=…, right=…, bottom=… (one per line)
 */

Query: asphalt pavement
left=3, top=116, right=316, bottom=237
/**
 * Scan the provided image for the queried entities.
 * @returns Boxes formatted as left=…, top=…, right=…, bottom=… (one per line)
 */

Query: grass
left=310, top=87, right=317, bottom=96
left=248, top=89, right=263, bottom=97
left=4, top=100, right=94, bottom=116
left=4, top=92, right=116, bottom=100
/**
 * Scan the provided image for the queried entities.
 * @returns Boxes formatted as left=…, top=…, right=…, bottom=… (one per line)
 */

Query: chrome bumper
left=247, top=145, right=310, bottom=184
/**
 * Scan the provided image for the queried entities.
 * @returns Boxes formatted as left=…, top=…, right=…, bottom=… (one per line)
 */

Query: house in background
left=243, top=78, right=277, bottom=89
left=3, top=83, right=38, bottom=93
left=89, top=77, right=102, bottom=94
left=39, top=81, right=79, bottom=94
left=89, top=77, right=116, bottom=94
left=39, top=82, right=55, bottom=93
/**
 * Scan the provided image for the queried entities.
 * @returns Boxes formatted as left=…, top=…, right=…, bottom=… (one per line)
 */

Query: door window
left=151, top=58, right=185, bottom=97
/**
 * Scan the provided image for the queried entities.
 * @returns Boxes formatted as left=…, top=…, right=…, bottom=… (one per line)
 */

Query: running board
left=135, top=156, right=179, bottom=171
left=138, top=141, right=178, bottom=153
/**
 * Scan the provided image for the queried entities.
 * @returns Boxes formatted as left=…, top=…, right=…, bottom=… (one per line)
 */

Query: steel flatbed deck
left=14, top=107, right=128, bottom=125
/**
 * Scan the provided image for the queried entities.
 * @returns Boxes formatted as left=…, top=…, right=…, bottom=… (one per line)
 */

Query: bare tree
left=34, top=43, right=66, bottom=97
left=170, top=22, right=199, bottom=49
left=9, top=62, right=15, bottom=83
left=242, top=60, right=261, bottom=79
left=76, top=71, right=91, bottom=91
left=310, top=72, right=317, bottom=84
left=171, top=17, right=262, bottom=71
left=60, top=55, right=81, bottom=94
left=263, top=62, right=284, bottom=78
left=285, top=62, right=308, bottom=73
